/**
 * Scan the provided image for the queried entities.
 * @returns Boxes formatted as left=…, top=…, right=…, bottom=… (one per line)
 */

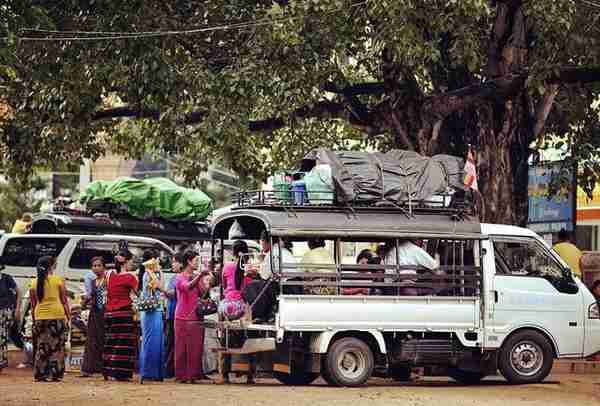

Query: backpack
left=242, top=280, right=278, bottom=321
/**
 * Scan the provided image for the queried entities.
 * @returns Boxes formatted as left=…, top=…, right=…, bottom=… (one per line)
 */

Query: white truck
left=209, top=198, right=600, bottom=386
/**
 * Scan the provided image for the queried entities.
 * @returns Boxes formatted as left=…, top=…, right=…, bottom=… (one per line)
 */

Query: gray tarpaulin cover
left=302, top=149, right=465, bottom=204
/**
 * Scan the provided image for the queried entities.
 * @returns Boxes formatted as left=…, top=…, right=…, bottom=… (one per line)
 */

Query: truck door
left=489, top=236, right=584, bottom=357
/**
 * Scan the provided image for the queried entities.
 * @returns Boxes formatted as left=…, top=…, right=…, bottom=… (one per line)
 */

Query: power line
left=576, top=0, right=600, bottom=10
left=1, top=1, right=368, bottom=42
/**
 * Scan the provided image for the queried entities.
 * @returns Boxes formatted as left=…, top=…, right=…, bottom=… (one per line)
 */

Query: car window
left=2, top=238, right=70, bottom=267
left=492, top=237, right=578, bottom=293
left=68, top=240, right=172, bottom=270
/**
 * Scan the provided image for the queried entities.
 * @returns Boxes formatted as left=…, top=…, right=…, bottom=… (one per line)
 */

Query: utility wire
left=2, top=1, right=368, bottom=42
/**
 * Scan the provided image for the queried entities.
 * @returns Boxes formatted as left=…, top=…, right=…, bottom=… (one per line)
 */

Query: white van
left=210, top=203, right=600, bottom=387
left=0, top=233, right=174, bottom=296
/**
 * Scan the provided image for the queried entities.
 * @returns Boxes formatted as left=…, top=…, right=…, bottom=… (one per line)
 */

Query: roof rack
left=232, top=189, right=473, bottom=218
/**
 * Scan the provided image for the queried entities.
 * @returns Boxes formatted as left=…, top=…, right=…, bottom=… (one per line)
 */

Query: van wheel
left=448, top=368, right=484, bottom=385
left=273, top=371, right=319, bottom=385
left=325, top=337, right=374, bottom=387
left=498, top=330, right=554, bottom=384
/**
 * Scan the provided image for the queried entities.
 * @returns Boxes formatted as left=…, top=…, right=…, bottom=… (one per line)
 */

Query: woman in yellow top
left=29, top=256, right=70, bottom=382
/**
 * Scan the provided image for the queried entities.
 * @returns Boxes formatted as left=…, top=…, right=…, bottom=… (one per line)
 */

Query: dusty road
left=1, top=368, right=599, bottom=406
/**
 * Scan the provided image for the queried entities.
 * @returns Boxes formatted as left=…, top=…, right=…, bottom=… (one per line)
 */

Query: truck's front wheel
left=325, top=337, right=374, bottom=387
left=498, top=330, right=554, bottom=384
left=273, top=371, right=319, bottom=385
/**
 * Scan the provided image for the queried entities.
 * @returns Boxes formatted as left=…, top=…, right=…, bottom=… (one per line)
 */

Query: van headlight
left=590, top=303, right=600, bottom=319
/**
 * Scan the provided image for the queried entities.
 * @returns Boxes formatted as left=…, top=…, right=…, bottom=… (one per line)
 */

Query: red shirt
left=106, top=271, right=137, bottom=311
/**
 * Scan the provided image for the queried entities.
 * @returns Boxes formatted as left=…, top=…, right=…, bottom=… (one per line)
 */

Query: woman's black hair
left=173, top=252, right=185, bottom=266
left=115, top=249, right=133, bottom=273
left=90, top=256, right=105, bottom=266
left=232, top=240, right=249, bottom=291
left=36, top=256, right=55, bottom=301
left=282, top=238, right=294, bottom=252
left=593, top=280, right=600, bottom=291
left=182, top=249, right=198, bottom=269
left=260, top=230, right=270, bottom=243
left=307, top=238, right=325, bottom=250
left=356, top=249, right=374, bottom=264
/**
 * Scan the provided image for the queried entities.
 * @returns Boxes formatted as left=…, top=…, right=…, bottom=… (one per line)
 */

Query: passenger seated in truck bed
left=381, top=239, right=439, bottom=296
left=343, top=249, right=379, bottom=296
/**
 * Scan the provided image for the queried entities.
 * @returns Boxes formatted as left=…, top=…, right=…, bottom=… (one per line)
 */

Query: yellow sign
left=578, top=184, right=600, bottom=209
left=577, top=183, right=600, bottom=222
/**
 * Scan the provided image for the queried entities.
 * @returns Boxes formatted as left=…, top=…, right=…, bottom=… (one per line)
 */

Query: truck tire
left=325, top=337, right=374, bottom=387
left=498, top=330, right=554, bottom=384
left=448, top=368, right=484, bottom=385
left=273, top=371, right=319, bottom=385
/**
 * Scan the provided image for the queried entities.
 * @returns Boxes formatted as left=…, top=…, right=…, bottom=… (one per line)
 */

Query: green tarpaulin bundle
left=80, top=177, right=213, bottom=222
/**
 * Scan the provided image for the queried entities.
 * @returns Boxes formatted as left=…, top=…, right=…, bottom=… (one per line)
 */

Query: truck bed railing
left=232, top=189, right=472, bottom=217
left=274, top=264, right=481, bottom=297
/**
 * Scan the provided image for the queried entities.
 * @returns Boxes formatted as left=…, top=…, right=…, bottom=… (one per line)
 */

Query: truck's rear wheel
left=498, top=330, right=553, bottom=384
left=325, top=337, right=374, bottom=387
left=273, top=371, right=319, bottom=385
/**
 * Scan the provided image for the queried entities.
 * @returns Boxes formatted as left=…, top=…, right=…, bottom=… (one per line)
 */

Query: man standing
left=553, top=229, right=583, bottom=278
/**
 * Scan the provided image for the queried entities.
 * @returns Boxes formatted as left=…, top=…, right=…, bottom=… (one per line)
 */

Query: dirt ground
left=1, top=368, right=599, bottom=406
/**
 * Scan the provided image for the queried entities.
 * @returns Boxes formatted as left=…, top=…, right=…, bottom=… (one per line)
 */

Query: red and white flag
left=464, top=145, right=478, bottom=191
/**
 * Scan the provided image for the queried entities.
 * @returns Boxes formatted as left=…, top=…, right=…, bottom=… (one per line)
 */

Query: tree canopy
left=1, top=0, right=600, bottom=223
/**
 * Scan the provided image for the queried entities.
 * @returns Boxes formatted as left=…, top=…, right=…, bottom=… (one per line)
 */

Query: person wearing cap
left=11, top=213, right=33, bottom=234
left=0, top=258, right=20, bottom=373
left=102, top=249, right=138, bottom=382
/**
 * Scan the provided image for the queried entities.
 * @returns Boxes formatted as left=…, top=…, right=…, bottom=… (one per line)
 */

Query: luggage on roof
left=301, top=149, right=465, bottom=205
left=80, top=177, right=214, bottom=222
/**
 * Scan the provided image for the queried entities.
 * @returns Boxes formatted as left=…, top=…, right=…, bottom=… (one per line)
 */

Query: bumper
left=584, top=320, right=600, bottom=357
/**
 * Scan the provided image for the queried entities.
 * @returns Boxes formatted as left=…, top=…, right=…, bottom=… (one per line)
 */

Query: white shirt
left=384, top=241, right=438, bottom=283
left=260, top=245, right=297, bottom=280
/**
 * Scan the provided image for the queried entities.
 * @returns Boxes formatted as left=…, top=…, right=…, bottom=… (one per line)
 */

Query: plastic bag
left=228, top=220, right=246, bottom=240
left=304, top=164, right=334, bottom=204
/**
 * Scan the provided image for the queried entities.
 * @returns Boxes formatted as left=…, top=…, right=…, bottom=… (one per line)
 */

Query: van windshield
left=492, top=237, right=578, bottom=294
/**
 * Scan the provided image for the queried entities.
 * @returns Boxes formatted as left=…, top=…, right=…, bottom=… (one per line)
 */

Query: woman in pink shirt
left=218, top=240, right=256, bottom=384
left=174, top=250, right=209, bottom=384
left=219, top=240, right=252, bottom=320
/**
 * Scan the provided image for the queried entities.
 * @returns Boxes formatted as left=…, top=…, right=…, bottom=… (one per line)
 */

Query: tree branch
left=93, top=101, right=348, bottom=133
left=532, top=84, right=559, bottom=139
left=550, top=67, right=600, bottom=84
left=91, top=67, right=600, bottom=137
left=322, top=82, right=386, bottom=97
left=420, top=66, right=600, bottom=124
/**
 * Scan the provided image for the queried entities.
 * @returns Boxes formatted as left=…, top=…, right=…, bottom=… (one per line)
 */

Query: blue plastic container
left=290, top=180, right=307, bottom=205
